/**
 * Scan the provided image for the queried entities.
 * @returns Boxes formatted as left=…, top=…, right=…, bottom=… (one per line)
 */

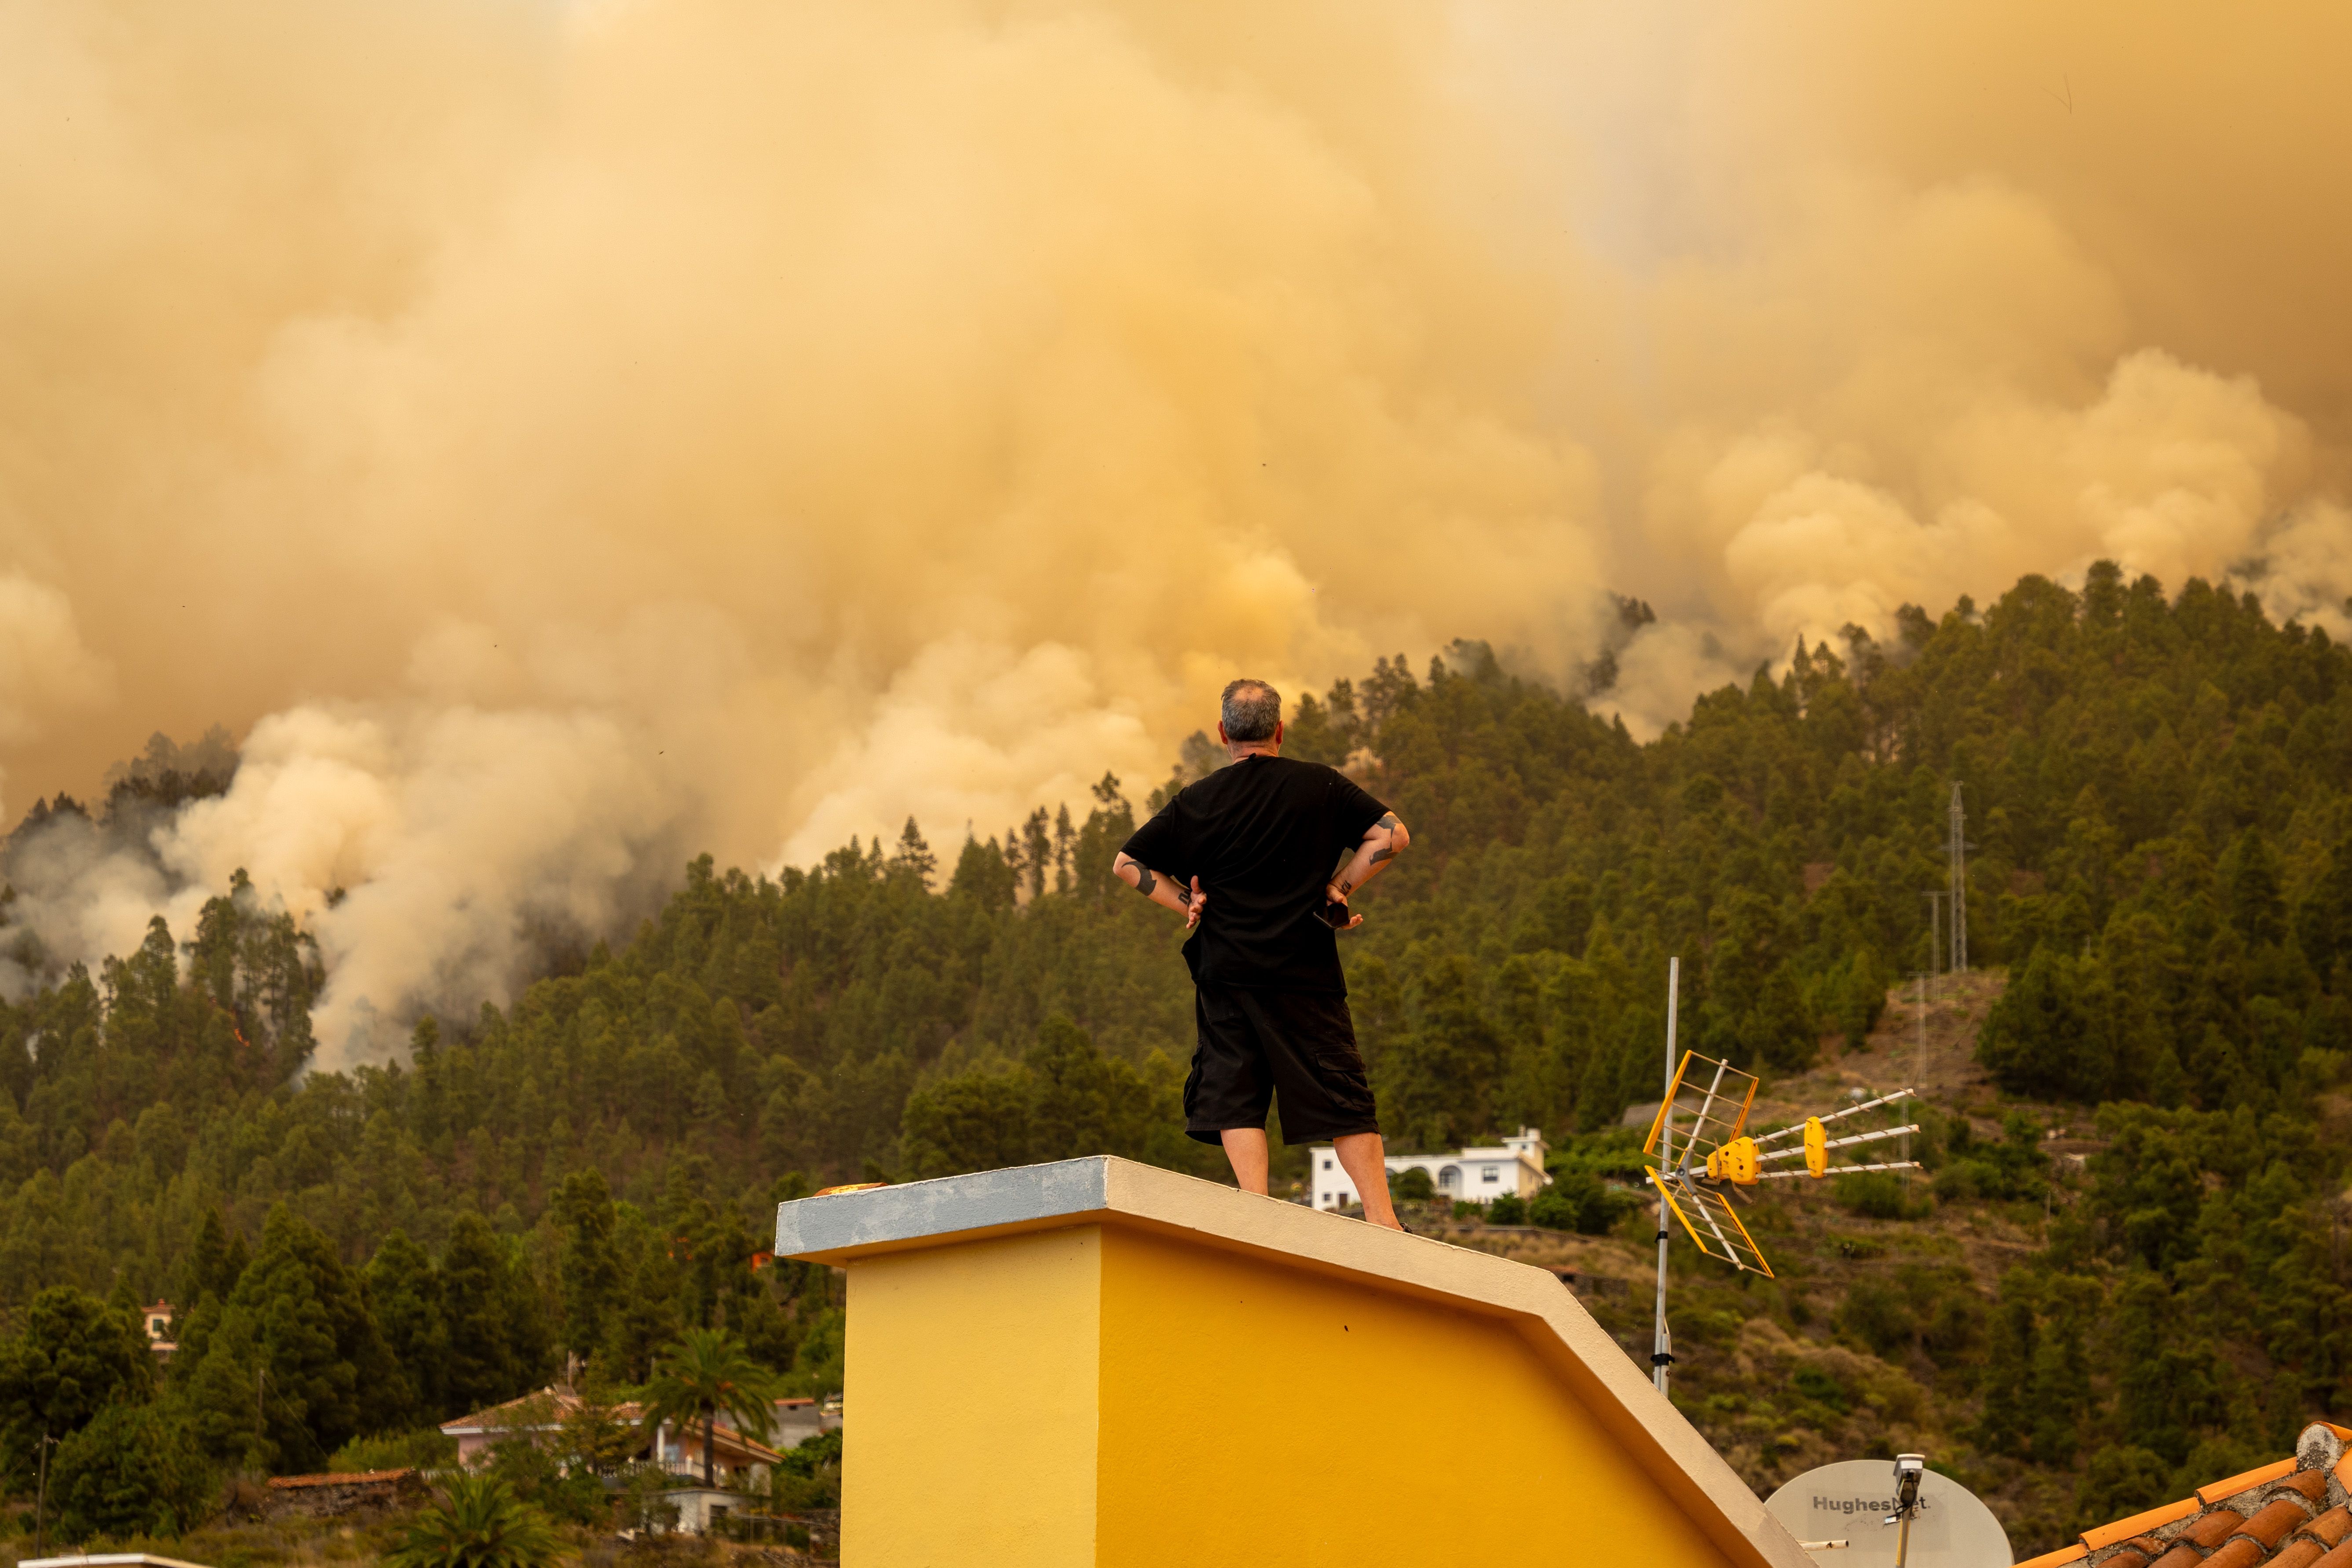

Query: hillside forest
left=3, top=562, right=2352, bottom=1555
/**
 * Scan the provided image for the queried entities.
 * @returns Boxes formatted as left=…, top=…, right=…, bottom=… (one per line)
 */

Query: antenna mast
left=1652, top=956, right=1679, bottom=1396
left=1947, top=784, right=1969, bottom=973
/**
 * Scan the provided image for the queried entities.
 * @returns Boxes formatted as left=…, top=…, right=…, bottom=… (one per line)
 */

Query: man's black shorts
left=1184, top=983, right=1380, bottom=1146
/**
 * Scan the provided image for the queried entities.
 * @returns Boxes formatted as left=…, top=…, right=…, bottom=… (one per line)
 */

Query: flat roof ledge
left=775, top=1158, right=1112, bottom=1258
left=776, top=1156, right=1814, bottom=1568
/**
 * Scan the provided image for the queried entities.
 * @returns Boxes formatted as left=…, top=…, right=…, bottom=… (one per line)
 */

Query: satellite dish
left=1765, top=1460, right=2013, bottom=1566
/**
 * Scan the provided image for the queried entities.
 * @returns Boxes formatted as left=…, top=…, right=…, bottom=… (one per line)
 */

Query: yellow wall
left=1094, top=1224, right=1737, bottom=1568
left=837, top=1218, right=1747, bottom=1567
left=843, top=1225, right=1104, bottom=1567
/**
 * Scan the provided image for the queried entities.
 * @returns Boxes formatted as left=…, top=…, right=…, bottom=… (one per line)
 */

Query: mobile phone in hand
left=1316, top=898, right=1353, bottom=930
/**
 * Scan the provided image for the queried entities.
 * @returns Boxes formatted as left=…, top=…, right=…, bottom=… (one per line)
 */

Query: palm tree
left=387, top=1475, right=557, bottom=1568
left=638, top=1327, right=783, bottom=1487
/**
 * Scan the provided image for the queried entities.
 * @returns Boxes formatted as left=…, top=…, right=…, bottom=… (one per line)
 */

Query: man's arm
left=1113, top=852, right=1207, bottom=928
left=1326, top=812, right=1409, bottom=923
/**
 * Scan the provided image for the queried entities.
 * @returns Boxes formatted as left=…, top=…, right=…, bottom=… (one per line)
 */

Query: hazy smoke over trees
left=1, top=0, right=2346, bottom=1062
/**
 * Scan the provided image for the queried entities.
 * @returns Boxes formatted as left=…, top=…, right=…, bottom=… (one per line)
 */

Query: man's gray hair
left=1220, top=679, right=1282, bottom=742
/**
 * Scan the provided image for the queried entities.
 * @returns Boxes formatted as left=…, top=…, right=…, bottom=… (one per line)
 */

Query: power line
left=1912, top=892, right=1941, bottom=1192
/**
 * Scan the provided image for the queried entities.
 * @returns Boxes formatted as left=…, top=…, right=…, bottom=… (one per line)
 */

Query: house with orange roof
left=2019, top=1422, right=2352, bottom=1568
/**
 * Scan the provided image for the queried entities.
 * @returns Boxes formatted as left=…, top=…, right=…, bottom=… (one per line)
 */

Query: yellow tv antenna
left=1639, top=958, right=1921, bottom=1394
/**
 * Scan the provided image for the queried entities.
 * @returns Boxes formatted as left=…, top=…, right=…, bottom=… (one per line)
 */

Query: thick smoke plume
left=0, top=0, right=2345, bottom=1064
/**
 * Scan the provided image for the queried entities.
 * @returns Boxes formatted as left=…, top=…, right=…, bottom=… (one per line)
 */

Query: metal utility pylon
left=1947, top=783, right=1969, bottom=974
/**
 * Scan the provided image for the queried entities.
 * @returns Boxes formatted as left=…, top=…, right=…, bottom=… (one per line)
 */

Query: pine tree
left=601, top=1254, right=683, bottom=1385
left=440, top=1215, right=526, bottom=1416
left=0, top=1285, right=154, bottom=1484
left=1977, top=1286, right=2039, bottom=1454
left=179, top=1210, right=239, bottom=1308
left=1383, top=955, right=1501, bottom=1150
left=203, top=1204, right=398, bottom=1469
left=411, top=1016, right=447, bottom=1150
left=900, top=1071, right=1030, bottom=1178
left=2029, top=1279, right=2096, bottom=1464
left=889, top=818, right=937, bottom=885
left=948, top=835, right=1018, bottom=912
left=553, top=1173, right=623, bottom=1366
left=49, top=1402, right=215, bottom=1541
left=366, top=1230, right=445, bottom=1422
left=2112, top=1272, right=2198, bottom=1466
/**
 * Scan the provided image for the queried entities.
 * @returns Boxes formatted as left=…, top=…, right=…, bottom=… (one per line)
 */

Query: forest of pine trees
left=2, top=562, right=2350, bottom=1548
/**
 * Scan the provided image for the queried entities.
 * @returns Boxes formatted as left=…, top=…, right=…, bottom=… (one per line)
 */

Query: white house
left=440, top=1388, right=783, bottom=1495
left=1306, top=1128, right=1551, bottom=1211
left=142, top=1299, right=176, bottom=1359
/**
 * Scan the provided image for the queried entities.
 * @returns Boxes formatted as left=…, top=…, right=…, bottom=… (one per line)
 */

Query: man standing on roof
left=1112, top=679, right=1412, bottom=1230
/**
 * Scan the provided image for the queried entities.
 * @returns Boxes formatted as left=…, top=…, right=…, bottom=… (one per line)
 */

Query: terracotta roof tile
left=2242, top=1496, right=2325, bottom=1546
left=2214, top=1543, right=2290, bottom=1568
left=267, top=1468, right=416, bottom=1489
left=2274, top=1472, right=2334, bottom=1507
left=2183, top=1509, right=2254, bottom=1549
left=2305, top=1507, right=2352, bottom=1549
left=2067, top=1423, right=2352, bottom=1568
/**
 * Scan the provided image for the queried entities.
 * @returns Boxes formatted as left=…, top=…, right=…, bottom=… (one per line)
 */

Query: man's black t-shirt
left=1119, top=754, right=1389, bottom=994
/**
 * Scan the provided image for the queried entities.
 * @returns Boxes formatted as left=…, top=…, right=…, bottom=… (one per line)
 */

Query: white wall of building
left=1306, top=1128, right=1550, bottom=1211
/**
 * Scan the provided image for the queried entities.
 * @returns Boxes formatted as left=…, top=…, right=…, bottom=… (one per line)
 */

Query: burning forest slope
left=0, top=563, right=2347, bottom=1557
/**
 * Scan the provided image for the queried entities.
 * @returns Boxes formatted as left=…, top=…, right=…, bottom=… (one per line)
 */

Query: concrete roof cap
left=777, top=1155, right=1811, bottom=1568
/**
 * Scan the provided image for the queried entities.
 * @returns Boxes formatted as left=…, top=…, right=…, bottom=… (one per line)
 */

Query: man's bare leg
left=1221, top=1127, right=1270, bottom=1195
left=1334, top=1131, right=1403, bottom=1230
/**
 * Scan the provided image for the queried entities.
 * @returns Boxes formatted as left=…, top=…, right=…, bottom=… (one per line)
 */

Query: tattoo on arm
left=1377, top=813, right=1399, bottom=829
left=1136, top=868, right=1156, bottom=898
left=1369, top=848, right=1395, bottom=866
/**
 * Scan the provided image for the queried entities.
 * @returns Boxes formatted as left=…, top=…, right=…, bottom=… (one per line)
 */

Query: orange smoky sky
left=0, top=0, right=2345, bottom=1058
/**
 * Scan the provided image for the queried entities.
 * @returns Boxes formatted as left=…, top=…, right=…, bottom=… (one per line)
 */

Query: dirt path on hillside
left=1751, top=968, right=2007, bottom=1131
